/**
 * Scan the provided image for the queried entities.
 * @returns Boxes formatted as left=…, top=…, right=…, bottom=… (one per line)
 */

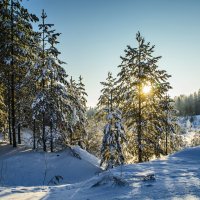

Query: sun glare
left=142, top=84, right=151, bottom=94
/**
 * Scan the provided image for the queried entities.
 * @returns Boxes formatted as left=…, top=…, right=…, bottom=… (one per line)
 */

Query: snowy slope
left=1, top=146, right=200, bottom=199
left=72, top=145, right=100, bottom=167
left=0, top=144, right=101, bottom=187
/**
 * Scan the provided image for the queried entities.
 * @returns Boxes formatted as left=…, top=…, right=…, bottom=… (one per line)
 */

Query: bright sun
left=142, top=85, right=151, bottom=94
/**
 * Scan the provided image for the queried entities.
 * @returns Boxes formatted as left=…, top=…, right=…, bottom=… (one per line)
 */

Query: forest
left=0, top=0, right=184, bottom=170
left=1, top=1, right=200, bottom=199
left=174, top=90, right=200, bottom=116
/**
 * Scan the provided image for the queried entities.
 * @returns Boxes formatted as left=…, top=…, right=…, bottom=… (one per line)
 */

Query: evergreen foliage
left=116, top=32, right=178, bottom=162
left=0, top=1, right=88, bottom=151
left=0, top=0, right=39, bottom=146
left=100, top=109, right=126, bottom=169
left=85, top=107, right=103, bottom=157
left=0, top=0, right=181, bottom=166
left=174, top=90, right=200, bottom=116
left=98, top=72, right=126, bottom=169
left=66, top=76, right=88, bottom=147
left=31, top=9, right=70, bottom=151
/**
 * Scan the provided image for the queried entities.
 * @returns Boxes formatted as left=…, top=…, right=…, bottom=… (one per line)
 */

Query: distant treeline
left=174, top=90, right=200, bottom=116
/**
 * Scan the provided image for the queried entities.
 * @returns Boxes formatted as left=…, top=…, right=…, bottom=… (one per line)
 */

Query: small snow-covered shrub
left=48, top=175, right=63, bottom=185
left=91, top=174, right=127, bottom=188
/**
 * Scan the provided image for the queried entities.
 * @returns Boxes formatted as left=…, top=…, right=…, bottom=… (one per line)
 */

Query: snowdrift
left=0, top=144, right=101, bottom=187
left=42, top=146, right=200, bottom=200
left=0, top=145, right=200, bottom=199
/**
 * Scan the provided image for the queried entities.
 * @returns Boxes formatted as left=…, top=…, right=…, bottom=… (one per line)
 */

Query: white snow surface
left=0, top=144, right=101, bottom=187
left=72, top=145, right=100, bottom=167
left=0, top=144, right=200, bottom=199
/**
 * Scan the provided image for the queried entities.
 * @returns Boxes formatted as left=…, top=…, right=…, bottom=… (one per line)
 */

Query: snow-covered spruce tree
left=67, top=76, right=88, bottom=147
left=0, top=0, right=38, bottom=147
left=0, top=0, right=11, bottom=143
left=117, top=32, right=176, bottom=162
left=139, top=91, right=180, bottom=160
left=100, top=109, right=126, bottom=169
left=98, top=72, right=126, bottom=169
left=159, top=95, right=181, bottom=155
left=20, top=31, right=42, bottom=150
left=75, top=76, right=88, bottom=146
left=97, top=72, right=118, bottom=116
left=32, top=10, right=73, bottom=151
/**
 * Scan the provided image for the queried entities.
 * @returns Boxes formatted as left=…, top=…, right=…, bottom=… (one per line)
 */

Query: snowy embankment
left=0, top=144, right=101, bottom=187
left=0, top=145, right=200, bottom=199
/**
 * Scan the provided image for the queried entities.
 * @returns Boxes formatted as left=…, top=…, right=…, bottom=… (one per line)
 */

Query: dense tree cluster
left=98, top=32, right=181, bottom=164
left=0, top=1, right=182, bottom=168
left=0, top=0, right=87, bottom=151
left=174, top=90, right=200, bottom=116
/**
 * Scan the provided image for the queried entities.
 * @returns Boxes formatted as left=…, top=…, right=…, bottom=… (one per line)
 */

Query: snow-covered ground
left=0, top=144, right=101, bottom=187
left=0, top=119, right=200, bottom=200
left=0, top=144, right=200, bottom=199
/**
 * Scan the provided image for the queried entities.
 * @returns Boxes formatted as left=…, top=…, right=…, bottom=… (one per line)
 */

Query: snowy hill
left=0, top=144, right=101, bottom=187
left=0, top=145, right=200, bottom=199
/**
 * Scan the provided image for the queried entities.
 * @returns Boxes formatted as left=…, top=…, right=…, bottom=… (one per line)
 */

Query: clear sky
left=22, top=0, right=200, bottom=107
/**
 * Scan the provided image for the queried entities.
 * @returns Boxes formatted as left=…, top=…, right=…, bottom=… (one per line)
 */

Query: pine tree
left=98, top=72, right=117, bottom=114
left=76, top=76, right=88, bottom=146
left=100, top=109, right=126, bottom=169
left=0, top=0, right=11, bottom=144
left=98, top=72, right=126, bottom=169
left=117, top=32, right=173, bottom=162
left=67, top=76, right=88, bottom=147
left=0, top=1, right=88, bottom=151
left=31, top=9, right=71, bottom=151
left=0, top=0, right=38, bottom=147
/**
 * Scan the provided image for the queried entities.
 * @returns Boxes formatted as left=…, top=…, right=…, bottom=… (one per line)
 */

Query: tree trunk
left=138, top=90, right=142, bottom=162
left=11, top=73, right=16, bottom=147
left=138, top=48, right=142, bottom=163
left=50, top=75, right=53, bottom=152
left=17, top=66, right=21, bottom=144
left=165, top=95, right=169, bottom=155
left=17, top=123, right=21, bottom=144
left=42, top=9, right=46, bottom=152
left=42, top=113, right=46, bottom=151
left=11, top=0, right=16, bottom=147
left=50, top=122, right=53, bottom=152
left=8, top=86, right=12, bottom=145
left=33, top=119, right=36, bottom=149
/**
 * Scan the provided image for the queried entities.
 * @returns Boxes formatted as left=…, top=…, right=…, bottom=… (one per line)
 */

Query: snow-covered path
left=42, top=146, right=200, bottom=199
left=0, top=146, right=200, bottom=199
left=0, top=186, right=48, bottom=200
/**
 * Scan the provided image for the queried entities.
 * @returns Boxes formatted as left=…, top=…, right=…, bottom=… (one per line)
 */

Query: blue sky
left=22, top=0, right=200, bottom=107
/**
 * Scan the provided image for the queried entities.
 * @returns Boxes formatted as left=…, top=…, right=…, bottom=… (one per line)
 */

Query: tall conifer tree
left=0, top=0, right=38, bottom=147
left=117, top=32, right=173, bottom=162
